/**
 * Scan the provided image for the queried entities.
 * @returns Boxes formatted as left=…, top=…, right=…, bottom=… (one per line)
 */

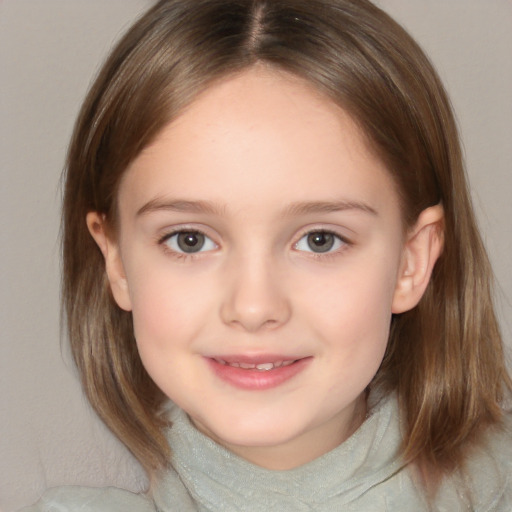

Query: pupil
left=177, top=232, right=205, bottom=253
left=307, top=232, right=334, bottom=253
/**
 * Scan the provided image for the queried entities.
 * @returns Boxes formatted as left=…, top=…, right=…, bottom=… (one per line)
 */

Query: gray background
left=1, top=1, right=511, bottom=510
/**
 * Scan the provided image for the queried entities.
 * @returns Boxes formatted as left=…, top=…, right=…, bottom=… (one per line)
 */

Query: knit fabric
left=21, top=394, right=512, bottom=511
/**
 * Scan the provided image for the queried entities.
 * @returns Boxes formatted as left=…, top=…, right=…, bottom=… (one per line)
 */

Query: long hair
left=63, top=0, right=511, bottom=481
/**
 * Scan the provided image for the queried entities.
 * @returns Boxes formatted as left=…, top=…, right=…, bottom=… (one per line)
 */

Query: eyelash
left=157, top=228, right=217, bottom=260
left=294, top=229, right=352, bottom=259
left=157, top=228, right=352, bottom=260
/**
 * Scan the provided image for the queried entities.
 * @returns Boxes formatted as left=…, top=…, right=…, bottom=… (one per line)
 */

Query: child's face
left=100, top=68, right=412, bottom=469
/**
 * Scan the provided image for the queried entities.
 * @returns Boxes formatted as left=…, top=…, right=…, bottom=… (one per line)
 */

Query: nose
left=219, top=254, right=291, bottom=332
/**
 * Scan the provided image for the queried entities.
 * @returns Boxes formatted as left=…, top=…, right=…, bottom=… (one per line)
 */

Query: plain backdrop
left=1, top=1, right=511, bottom=510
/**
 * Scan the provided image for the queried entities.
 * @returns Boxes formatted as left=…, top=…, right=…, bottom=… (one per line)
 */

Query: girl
left=23, top=0, right=511, bottom=510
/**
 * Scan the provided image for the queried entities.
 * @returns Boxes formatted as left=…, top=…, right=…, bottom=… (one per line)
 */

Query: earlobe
left=86, top=212, right=133, bottom=311
left=392, top=205, right=444, bottom=314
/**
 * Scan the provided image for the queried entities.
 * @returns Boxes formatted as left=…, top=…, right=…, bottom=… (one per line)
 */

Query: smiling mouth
left=207, top=356, right=311, bottom=390
left=213, top=359, right=297, bottom=371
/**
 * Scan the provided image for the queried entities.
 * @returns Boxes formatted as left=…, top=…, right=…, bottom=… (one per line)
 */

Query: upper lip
left=206, top=353, right=313, bottom=373
left=208, top=354, right=304, bottom=365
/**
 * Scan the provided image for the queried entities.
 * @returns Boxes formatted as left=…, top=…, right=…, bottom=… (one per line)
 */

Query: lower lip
left=206, top=357, right=311, bottom=390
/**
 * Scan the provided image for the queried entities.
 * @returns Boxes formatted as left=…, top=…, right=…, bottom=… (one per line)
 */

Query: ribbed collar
left=153, top=394, right=408, bottom=511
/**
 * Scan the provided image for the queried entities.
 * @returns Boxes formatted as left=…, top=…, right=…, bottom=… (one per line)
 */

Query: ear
left=392, top=205, right=444, bottom=314
left=86, top=212, right=133, bottom=311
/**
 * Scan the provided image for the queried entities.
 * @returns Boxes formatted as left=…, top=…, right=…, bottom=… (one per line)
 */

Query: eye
left=163, top=230, right=217, bottom=254
left=295, top=230, right=345, bottom=254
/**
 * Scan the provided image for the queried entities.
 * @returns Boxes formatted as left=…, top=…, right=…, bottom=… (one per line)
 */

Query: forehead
left=119, top=67, right=399, bottom=219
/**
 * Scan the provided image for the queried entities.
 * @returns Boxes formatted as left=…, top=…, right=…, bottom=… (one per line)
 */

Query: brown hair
left=63, top=0, right=511, bottom=485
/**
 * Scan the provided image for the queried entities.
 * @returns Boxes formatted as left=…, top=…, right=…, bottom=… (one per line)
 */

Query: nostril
left=219, top=268, right=292, bottom=331
left=220, top=301, right=291, bottom=332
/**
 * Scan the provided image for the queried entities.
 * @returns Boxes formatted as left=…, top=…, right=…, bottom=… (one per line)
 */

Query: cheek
left=125, top=261, right=215, bottom=351
left=125, top=264, right=217, bottom=398
left=304, top=255, right=398, bottom=333
left=300, top=255, right=399, bottom=379
left=318, top=289, right=391, bottom=400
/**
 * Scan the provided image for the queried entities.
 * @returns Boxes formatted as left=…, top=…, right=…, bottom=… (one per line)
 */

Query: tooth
left=218, top=360, right=298, bottom=370
left=256, top=363, right=275, bottom=371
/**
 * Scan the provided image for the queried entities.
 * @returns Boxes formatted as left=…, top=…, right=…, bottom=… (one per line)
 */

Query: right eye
left=162, top=230, right=217, bottom=254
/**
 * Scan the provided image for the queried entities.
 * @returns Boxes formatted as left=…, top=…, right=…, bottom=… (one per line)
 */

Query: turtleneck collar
left=152, top=393, right=412, bottom=511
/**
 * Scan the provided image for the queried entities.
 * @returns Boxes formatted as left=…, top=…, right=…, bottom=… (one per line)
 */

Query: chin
left=195, top=410, right=304, bottom=448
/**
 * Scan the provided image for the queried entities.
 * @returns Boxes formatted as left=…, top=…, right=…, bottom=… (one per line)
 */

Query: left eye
left=295, top=231, right=345, bottom=254
left=163, top=231, right=217, bottom=254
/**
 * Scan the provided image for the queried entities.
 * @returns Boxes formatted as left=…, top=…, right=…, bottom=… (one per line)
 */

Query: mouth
left=206, top=355, right=311, bottom=390
left=212, top=358, right=297, bottom=371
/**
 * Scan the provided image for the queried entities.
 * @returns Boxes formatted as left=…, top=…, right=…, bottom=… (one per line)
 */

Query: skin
left=88, top=67, right=443, bottom=470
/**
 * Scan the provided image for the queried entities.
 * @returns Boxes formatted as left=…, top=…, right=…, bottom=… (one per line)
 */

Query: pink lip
left=206, top=355, right=312, bottom=390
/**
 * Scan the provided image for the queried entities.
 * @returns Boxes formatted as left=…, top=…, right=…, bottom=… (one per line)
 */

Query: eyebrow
left=136, top=198, right=378, bottom=217
left=137, top=198, right=226, bottom=217
left=283, top=200, right=378, bottom=217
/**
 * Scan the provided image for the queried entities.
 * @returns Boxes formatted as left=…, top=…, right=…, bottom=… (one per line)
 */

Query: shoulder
left=481, top=411, right=512, bottom=509
left=456, top=411, right=512, bottom=511
left=19, top=486, right=156, bottom=512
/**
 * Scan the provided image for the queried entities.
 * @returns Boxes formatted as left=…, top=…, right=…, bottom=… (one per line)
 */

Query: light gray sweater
left=21, top=394, right=512, bottom=511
